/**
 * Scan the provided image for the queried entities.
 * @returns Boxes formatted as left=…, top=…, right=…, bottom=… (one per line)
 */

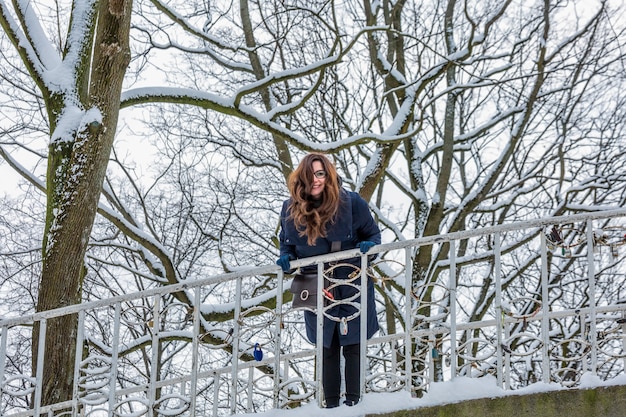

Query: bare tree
left=1, top=0, right=625, bottom=412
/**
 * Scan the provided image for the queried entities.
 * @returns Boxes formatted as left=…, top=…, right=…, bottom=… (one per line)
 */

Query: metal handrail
left=2, top=208, right=625, bottom=329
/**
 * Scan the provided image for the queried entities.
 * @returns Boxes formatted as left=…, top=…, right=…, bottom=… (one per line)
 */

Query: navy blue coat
left=279, top=189, right=381, bottom=348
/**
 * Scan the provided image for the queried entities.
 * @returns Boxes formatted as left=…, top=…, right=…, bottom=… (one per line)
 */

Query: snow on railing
left=1, top=209, right=626, bottom=416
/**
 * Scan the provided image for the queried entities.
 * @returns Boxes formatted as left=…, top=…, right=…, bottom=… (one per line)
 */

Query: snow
left=16, top=0, right=60, bottom=69
left=243, top=373, right=626, bottom=417
left=51, top=105, right=103, bottom=144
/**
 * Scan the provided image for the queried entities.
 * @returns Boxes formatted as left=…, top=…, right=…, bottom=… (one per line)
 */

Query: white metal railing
left=1, top=208, right=626, bottom=416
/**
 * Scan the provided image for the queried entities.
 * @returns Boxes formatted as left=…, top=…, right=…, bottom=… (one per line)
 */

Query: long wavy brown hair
left=287, top=153, right=341, bottom=245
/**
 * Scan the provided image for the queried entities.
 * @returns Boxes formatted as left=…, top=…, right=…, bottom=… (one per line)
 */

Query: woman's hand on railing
left=357, top=241, right=376, bottom=253
left=276, top=254, right=294, bottom=272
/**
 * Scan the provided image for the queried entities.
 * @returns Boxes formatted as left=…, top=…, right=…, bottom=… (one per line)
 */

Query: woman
left=276, top=153, right=381, bottom=408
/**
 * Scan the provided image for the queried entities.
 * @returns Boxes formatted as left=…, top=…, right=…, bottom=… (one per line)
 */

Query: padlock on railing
left=253, top=343, right=263, bottom=361
left=340, top=317, right=348, bottom=335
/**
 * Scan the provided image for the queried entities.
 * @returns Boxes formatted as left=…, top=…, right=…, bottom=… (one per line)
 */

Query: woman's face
left=310, top=160, right=326, bottom=198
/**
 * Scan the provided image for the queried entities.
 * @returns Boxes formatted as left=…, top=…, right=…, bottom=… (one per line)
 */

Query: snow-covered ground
left=244, top=373, right=626, bottom=417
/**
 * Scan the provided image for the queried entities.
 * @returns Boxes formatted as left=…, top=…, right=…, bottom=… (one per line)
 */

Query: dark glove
left=276, top=254, right=293, bottom=272
left=357, top=241, right=376, bottom=254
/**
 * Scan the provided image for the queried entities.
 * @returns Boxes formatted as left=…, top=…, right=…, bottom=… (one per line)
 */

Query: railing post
left=33, top=318, right=46, bottom=417
left=148, top=296, right=161, bottom=415
left=247, top=367, right=254, bottom=411
left=231, top=277, right=243, bottom=414
left=106, top=304, right=121, bottom=417
left=273, top=271, right=285, bottom=409
left=618, top=310, right=626, bottom=369
left=360, top=253, right=368, bottom=399
left=428, top=333, right=435, bottom=384
left=586, top=220, right=598, bottom=374
left=404, top=247, right=413, bottom=391
left=72, top=310, right=85, bottom=417
left=0, top=325, right=6, bottom=397
left=504, top=321, right=511, bottom=390
left=316, top=262, right=324, bottom=407
left=494, top=232, right=503, bottom=388
left=540, top=231, right=550, bottom=383
left=190, top=289, right=201, bottom=416
left=212, top=371, right=220, bottom=416
left=282, top=357, right=290, bottom=406
left=449, top=239, right=457, bottom=382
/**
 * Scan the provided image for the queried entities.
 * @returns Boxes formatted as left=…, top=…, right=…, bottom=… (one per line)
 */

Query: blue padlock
left=253, top=343, right=263, bottom=361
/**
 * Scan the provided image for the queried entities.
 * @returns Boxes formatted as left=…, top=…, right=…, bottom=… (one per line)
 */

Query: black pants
left=322, top=327, right=360, bottom=407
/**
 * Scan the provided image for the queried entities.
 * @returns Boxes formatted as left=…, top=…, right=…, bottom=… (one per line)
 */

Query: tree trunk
left=33, top=0, right=133, bottom=407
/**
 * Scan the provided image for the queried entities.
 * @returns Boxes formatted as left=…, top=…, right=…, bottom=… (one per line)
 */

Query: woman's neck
left=308, top=195, right=323, bottom=209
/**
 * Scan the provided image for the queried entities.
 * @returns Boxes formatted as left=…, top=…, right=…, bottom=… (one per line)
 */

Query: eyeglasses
left=313, top=170, right=327, bottom=179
